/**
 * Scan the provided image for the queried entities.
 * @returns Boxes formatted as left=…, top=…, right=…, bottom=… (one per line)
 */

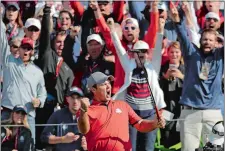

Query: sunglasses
left=21, top=45, right=33, bottom=51
left=11, top=44, right=20, bottom=49
left=15, top=111, right=26, bottom=115
left=206, top=18, right=219, bottom=22
left=133, top=49, right=148, bottom=53
left=124, top=26, right=136, bottom=31
left=28, top=27, right=39, bottom=32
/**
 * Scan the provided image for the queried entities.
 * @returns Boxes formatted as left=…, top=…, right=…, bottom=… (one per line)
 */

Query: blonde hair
left=2, top=112, right=30, bottom=129
left=168, top=41, right=184, bottom=65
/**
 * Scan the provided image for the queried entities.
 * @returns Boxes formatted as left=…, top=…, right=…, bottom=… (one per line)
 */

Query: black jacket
left=37, top=6, right=74, bottom=104
left=75, top=54, right=114, bottom=95
left=1, top=127, right=34, bottom=151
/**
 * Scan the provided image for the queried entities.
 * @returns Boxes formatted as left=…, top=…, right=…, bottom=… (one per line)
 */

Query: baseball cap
left=205, top=12, right=220, bottom=22
left=121, top=17, right=139, bottom=29
left=158, top=2, right=168, bottom=11
left=21, top=37, right=34, bottom=49
left=6, top=2, right=20, bottom=11
left=13, top=105, right=27, bottom=114
left=67, top=86, right=84, bottom=97
left=87, top=72, right=114, bottom=89
left=86, top=34, right=104, bottom=45
left=25, top=18, right=41, bottom=30
left=209, top=121, right=224, bottom=145
left=98, top=0, right=112, bottom=4
left=130, top=40, right=149, bottom=52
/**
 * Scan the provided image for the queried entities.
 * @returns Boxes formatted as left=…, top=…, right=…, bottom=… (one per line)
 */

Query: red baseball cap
left=21, top=37, right=34, bottom=49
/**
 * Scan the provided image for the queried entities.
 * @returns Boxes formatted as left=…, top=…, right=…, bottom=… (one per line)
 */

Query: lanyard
left=7, top=24, right=18, bottom=40
left=55, top=58, right=64, bottom=77
left=89, top=63, right=98, bottom=73
left=14, top=128, right=20, bottom=150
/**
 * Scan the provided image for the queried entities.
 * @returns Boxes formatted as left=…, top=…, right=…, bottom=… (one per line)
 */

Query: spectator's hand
left=61, top=132, right=80, bottom=143
left=158, top=18, right=165, bottom=34
left=170, top=68, right=184, bottom=79
left=151, top=0, right=159, bottom=12
left=80, top=97, right=90, bottom=113
left=5, top=128, right=12, bottom=137
left=70, top=26, right=81, bottom=39
left=163, top=69, right=172, bottom=80
left=107, top=18, right=115, bottom=31
left=45, top=1, right=54, bottom=7
left=182, top=1, right=190, bottom=14
left=32, top=98, right=41, bottom=108
left=81, top=136, right=88, bottom=150
left=170, top=2, right=180, bottom=22
left=89, top=0, right=99, bottom=11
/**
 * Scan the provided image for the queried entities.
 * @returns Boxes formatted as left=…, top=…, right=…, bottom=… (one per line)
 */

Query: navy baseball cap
left=12, top=105, right=27, bottom=114
left=67, top=86, right=84, bottom=97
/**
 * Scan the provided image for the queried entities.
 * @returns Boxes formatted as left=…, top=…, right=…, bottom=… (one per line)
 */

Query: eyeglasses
left=124, top=26, right=136, bottom=31
left=21, top=45, right=33, bottom=51
left=206, top=18, right=219, bottom=22
left=28, top=26, right=39, bottom=32
left=11, top=44, right=19, bottom=49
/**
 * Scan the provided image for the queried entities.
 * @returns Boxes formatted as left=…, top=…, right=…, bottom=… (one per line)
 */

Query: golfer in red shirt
left=78, top=72, right=165, bottom=151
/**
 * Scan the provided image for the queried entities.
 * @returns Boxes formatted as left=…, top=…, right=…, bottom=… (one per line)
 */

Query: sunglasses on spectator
left=28, top=26, right=39, bottom=32
left=11, top=44, right=20, bottom=49
left=131, top=49, right=148, bottom=53
left=15, top=111, right=26, bottom=115
left=206, top=18, right=219, bottom=22
left=21, top=45, right=33, bottom=51
left=124, top=26, right=136, bottom=31
left=7, top=6, right=17, bottom=12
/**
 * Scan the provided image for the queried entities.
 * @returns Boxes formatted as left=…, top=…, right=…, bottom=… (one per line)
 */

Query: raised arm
left=144, top=1, right=159, bottom=49
left=170, top=3, right=196, bottom=58
left=109, top=19, right=131, bottom=72
left=70, top=1, right=84, bottom=23
left=38, top=4, right=52, bottom=59
left=112, top=0, right=125, bottom=23
left=91, top=1, right=116, bottom=55
left=78, top=99, right=90, bottom=134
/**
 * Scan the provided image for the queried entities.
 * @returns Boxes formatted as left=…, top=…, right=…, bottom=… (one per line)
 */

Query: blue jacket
left=174, top=19, right=224, bottom=109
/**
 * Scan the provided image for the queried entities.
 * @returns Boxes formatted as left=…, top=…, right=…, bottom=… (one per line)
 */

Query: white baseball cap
left=205, top=12, right=220, bottom=22
left=25, top=18, right=41, bottom=30
left=121, top=17, right=139, bottom=29
left=132, top=40, right=149, bottom=50
left=86, top=34, right=104, bottom=45
left=209, top=121, right=224, bottom=146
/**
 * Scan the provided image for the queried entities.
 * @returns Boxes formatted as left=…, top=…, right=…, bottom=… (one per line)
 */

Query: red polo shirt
left=85, top=100, right=142, bottom=151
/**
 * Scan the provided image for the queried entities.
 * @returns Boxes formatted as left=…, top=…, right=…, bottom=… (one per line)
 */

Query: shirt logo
left=115, top=108, right=122, bottom=114
left=105, top=69, right=109, bottom=75
left=20, top=136, right=24, bottom=143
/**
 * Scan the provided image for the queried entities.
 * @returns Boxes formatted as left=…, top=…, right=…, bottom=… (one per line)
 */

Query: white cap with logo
left=86, top=34, right=104, bottom=45
left=25, top=18, right=41, bottom=30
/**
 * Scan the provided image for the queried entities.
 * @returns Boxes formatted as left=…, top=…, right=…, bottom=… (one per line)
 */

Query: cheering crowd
left=0, top=1, right=224, bottom=151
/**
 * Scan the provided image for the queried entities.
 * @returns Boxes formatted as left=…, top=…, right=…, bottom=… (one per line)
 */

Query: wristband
left=61, top=136, right=65, bottom=143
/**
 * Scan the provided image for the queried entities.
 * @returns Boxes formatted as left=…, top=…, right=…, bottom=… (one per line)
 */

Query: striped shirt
left=126, top=68, right=153, bottom=110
